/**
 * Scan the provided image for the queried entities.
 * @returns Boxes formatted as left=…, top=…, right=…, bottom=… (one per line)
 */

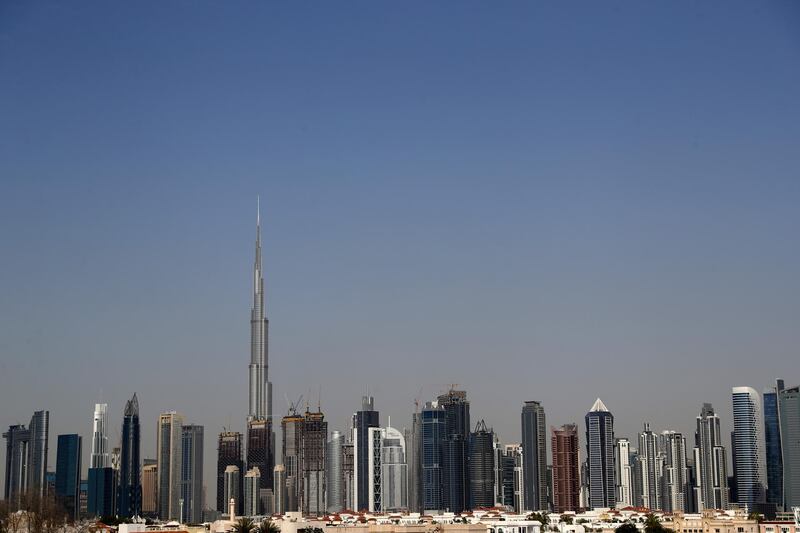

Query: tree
left=528, top=513, right=549, bottom=526
left=233, top=517, right=256, bottom=533
left=616, top=523, right=639, bottom=533
left=259, top=519, right=280, bottom=533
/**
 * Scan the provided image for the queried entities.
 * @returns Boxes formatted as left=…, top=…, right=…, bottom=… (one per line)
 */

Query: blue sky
left=1, top=1, right=799, bottom=507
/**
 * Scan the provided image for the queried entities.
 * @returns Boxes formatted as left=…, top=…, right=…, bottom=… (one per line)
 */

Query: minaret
left=248, top=197, right=270, bottom=420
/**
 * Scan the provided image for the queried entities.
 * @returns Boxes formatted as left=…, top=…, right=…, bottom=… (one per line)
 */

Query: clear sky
left=1, top=1, right=799, bottom=509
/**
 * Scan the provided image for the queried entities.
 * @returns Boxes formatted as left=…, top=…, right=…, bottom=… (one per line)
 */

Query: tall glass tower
left=732, top=387, right=767, bottom=510
left=585, top=398, right=615, bottom=509
left=118, top=393, right=141, bottom=518
left=763, top=380, right=783, bottom=510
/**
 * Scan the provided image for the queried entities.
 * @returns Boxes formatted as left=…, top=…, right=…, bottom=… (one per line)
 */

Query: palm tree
left=259, top=519, right=281, bottom=533
left=233, top=517, right=256, bottom=533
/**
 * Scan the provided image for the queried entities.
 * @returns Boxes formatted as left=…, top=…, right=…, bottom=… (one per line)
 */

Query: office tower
left=614, top=438, right=633, bottom=508
left=244, top=468, right=261, bottom=516
left=638, top=423, right=663, bottom=511
left=661, top=431, right=689, bottom=512
left=28, top=410, right=49, bottom=497
left=552, top=424, right=580, bottom=513
left=248, top=201, right=275, bottom=492
left=3, top=410, right=50, bottom=506
left=409, top=411, right=422, bottom=513
left=439, top=389, right=470, bottom=513
left=224, top=466, right=241, bottom=513
left=87, top=467, right=116, bottom=517
left=693, top=403, right=729, bottom=510
left=778, top=385, right=800, bottom=509
left=142, top=461, right=158, bottom=516
left=585, top=398, right=615, bottom=509
left=732, top=387, right=767, bottom=510
left=282, top=411, right=303, bottom=512
left=55, top=434, right=82, bottom=519
left=181, top=425, right=204, bottom=523
left=326, top=431, right=344, bottom=512
left=157, top=411, right=184, bottom=520
left=341, top=442, right=354, bottom=510
left=379, top=425, right=408, bottom=512
left=118, top=393, right=141, bottom=518
left=469, top=421, right=494, bottom=509
left=421, top=401, right=445, bottom=511
left=217, top=431, right=244, bottom=513
left=521, top=401, right=547, bottom=512
left=91, top=404, right=110, bottom=469
left=630, top=450, right=644, bottom=508
left=353, top=396, right=379, bottom=511
left=273, top=464, right=286, bottom=515
left=301, top=410, right=327, bottom=515
left=763, top=381, right=784, bottom=510
left=507, top=444, right=525, bottom=512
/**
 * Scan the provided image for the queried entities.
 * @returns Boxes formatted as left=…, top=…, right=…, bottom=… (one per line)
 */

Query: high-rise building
left=379, top=425, right=408, bottom=512
left=693, top=403, right=729, bottom=510
left=55, top=434, right=82, bottom=519
left=630, top=450, right=644, bottom=508
left=217, top=431, right=244, bottom=514
left=244, top=468, right=261, bottom=516
left=507, top=443, right=525, bottom=512
left=614, top=438, right=633, bottom=508
left=223, top=466, right=241, bottom=514
left=247, top=201, right=275, bottom=494
left=521, top=401, right=547, bottom=512
left=91, top=404, right=110, bottom=469
left=157, top=411, right=184, bottom=520
left=142, top=461, right=157, bottom=516
left=660, top=430, right=689, bottom=512
left=282, top=412, right=303, bottom=513
left=469, top=421, right=494, bottom=509
left=421, top=401, right=445, bottom=511
left=409, top=411, right=422, bottom=513
left=638, top=423, right=663, bottom=511
left=439, top=389, right=470, bottom=513
left=87, top=467, right=116, bottom=517
left=552, top=424, right=580, bottom=513
left=778, top=385, right=800, bottom=510
left=763, top=381, right=783, bottom=510
left=118, top=393, right=141, bottom=518
left=732, top=387, right=767, bottom=510
left=3, top=410, right=49, bottom=506
left=585, top=398, right=615, bottom=509
left=273, top=464, right=286, bottom=515
left=326, top=431, right=344, bottom=512
left=341, top=442, right=354, bottom=511
left=301, top=410, right=327, bottom=515
left=353, top=396, right=379, bottom=511
left=181, top=424, right=204, bottom=523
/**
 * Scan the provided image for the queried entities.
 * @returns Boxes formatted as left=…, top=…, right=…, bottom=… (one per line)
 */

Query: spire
left=590, top=398, right=609, bottom=412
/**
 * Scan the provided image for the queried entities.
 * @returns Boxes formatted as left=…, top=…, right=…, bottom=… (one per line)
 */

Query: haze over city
left=1, top=0, right=799, bottom=514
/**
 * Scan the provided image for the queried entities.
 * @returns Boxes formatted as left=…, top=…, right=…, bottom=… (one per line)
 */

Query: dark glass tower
left=438, top=389, right=470, bottom=513
left=217, top=431, right=244, bottom=514
left=585, top=398, right=615, bottom=509
left=117, top=394, right=141, bottom=518
left=468, top=420, right=494, bottom=509
left=55, top=434, right=82, bottom=519
left=354, top=396, right=379, bottom=511
left=521, top=401, right=547, bottom=511
left=421, top=402, right=445, bottom=511
left=181, top=425, right=204, bottom=523
left=763, top=380, right=783, bottom=511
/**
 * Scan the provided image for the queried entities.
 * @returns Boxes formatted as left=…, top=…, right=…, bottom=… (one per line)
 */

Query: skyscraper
left=364, top=424, right=408, bottom=512
left=217, top=431, right=244, bottom=514
left=224, top=466, right=241, bottom=514
left=439, top=389, right=470, bottom=513
left=118, top=393, right=141, bottom=518
left=248, top=200, right=274, bottom=494
left=326, top=431, right=344, bottom=512
left=408, top=410, right=422, bottom=513
left=778, top=385, right=800, bottom=510
left=55, top=434, right=82, bottom=519
left=353, top=395, right=379, bottom=511
left=87, top=467, right=116, bottom=517
left=142, top=461, right=158, bottom=516
left=614, top=438, right=633, bottom=508
left=468, top=421, right=495, bottom=509
left=91, top=404, right=110, bottom=469
left=693, top=403, right=729, bottom=510
left=244, top=468, right=261, bottom=516
left=157, top=411, right=184, bottom=520
left=731, top=387, right=767, bottom=510
left=585, top=399, right=615, bottom=509
left=763, top=381, right=783, bottom=511
left=638, top=423, right=663, bottom=511
left=421, top=401, right=445, bottom=511
left=660, top=430, right=689, bottom=512
left=181, top=424, right=204, bottom=523
left=341, top=442, right=354, bottom=511
left=300, top=409, right=327, bottom=515
left=521, top=401, right=547, bottom=512
left=273, top=464, right=286, bottom=515
left=552, top=424, right=580, bottom=513
left=282, top=411, right=303, bottom=513
left=3, top=410, right=50, bottom=506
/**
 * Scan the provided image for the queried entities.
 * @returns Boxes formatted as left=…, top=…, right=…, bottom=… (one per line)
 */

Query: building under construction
left=281, top=402, right=328, bottom=516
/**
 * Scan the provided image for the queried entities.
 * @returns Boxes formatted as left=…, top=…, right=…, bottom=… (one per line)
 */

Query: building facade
left=353, top=396, right=380, bottom=512
left=55, top=434, right=82, bottom=519
left=763, top=381, right=783, bottom=511
left=585, top=399, right=615, bottom=509
left=552, top=424, right=580, bottom=513
left=217, top=431, right=244, bottom=514
left=91, top=404, right=110, bottom=469
left=421, top=401, right=445, bottom=511
left=778, top=385, right=800, bottom=510
left=732, top=387, right=767, bottom=510
left=521, top=401, right=547, bottom=512
left=614, top=438, right=633, bottom=508
left=181, top=424, right=204, bottom=523
left=694, top=403, right=729, bottom=510
left=469, top=421, right=495, bottom=509
left=157, top=411, right=184, bottom=520
left=118, top=393, right=141, bottom=518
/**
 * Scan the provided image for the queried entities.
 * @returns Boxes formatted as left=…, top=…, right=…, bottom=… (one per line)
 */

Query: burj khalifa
left=247, top=199, right=274, bottom=498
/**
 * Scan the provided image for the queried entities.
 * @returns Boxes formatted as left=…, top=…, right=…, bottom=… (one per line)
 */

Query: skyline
left=1, top=0, right=799, bottom=511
